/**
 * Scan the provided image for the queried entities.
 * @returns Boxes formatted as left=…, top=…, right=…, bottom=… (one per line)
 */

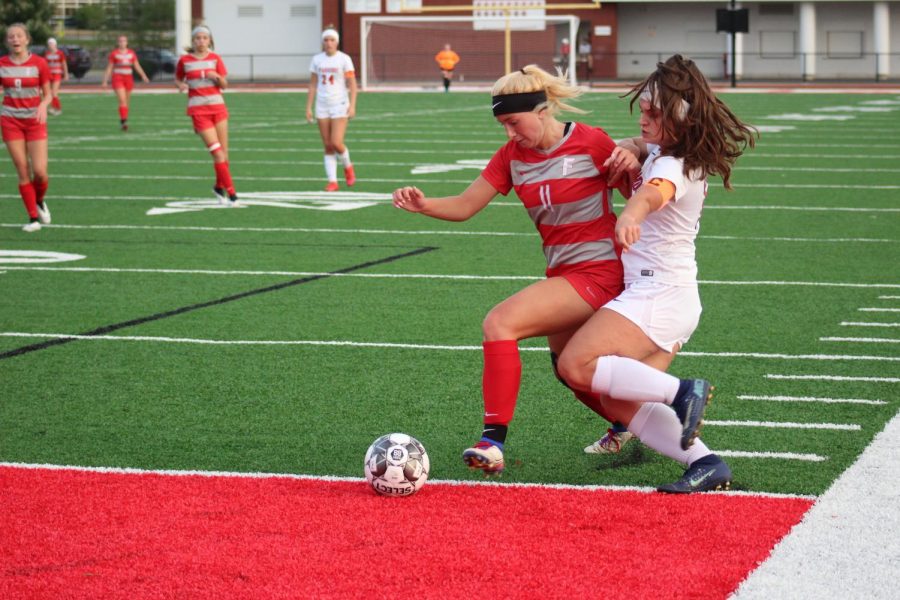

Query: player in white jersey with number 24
left=306, top=28, right=357, bottom=192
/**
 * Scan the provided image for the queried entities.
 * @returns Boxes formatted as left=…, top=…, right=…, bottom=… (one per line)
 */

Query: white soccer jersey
left=623, top=144, right=709, bottom=286
left=309, top=51, right=354, bottom=106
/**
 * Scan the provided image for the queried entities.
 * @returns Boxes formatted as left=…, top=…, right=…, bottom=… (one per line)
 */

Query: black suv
left=28, top=44, right=93, bottom=79
left=136, top=48, right=177, bottom=80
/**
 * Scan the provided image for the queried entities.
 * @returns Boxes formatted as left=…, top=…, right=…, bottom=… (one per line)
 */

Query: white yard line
left=737, top=395, right=887, bottom=406
left=2, top=265, right=899, bottom=291
left=859, top=307, right=900, bottom=312
left=732, top=410, right=900, bottom=599
left=0, top=332, right=896, bottom=364
left=715, top=450, right=827, bottom=462
left=841, top=321, right=900, bottom=327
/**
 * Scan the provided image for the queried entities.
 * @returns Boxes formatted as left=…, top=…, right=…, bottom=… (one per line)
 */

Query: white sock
left=338, top=148, right=351, bottom=168
left=628, top=403, right=711, bottom=466
left=591, top=355, right=681, bottom=403
left=324, top=154, right=338, bottom=182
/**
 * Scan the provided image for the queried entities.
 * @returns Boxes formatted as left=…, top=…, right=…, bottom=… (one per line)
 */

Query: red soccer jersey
left=481, top=122, right=620, bottom=277
left=109, top=48, right=137, bottom=77
left=44, top=50, right=65, bottom=77
left=0, top=54, right=50, bottom=120
left=176, top=53, right=228, bottom=116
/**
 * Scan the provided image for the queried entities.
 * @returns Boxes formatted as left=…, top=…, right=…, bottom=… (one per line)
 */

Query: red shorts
left=1, top=116, right=48, bottom=142
left=191, top=111, right=228, bottom=132
left=49, top=74, right=63, bottom=83
left=559, top=262, right=625, bottom=311
left=112, top=75, right=134, bottom=91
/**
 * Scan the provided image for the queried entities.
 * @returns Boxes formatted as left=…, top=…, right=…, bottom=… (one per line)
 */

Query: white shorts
left=315, top=99, right=349, bottom=120
left=603, top=280, right=702, bottom=353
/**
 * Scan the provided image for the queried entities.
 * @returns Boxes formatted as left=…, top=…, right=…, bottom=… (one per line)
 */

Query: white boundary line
left=733, top=410, right=900, bottom=599
left=820, top=337, right=900, bottom=343
left=841, top=322, right=900, bottom=327
left=0, top=461, right=814, bottom=500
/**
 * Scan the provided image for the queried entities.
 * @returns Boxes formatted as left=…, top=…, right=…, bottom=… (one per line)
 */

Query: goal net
left=360, top=15, right=580, bottom=90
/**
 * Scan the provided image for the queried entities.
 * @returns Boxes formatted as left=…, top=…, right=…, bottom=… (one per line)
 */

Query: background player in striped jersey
left=305, top=28, right=357, bottom=192
left=393, top=65, right=638, bottom=474
left=101, top=35, right=150, bottom=131
left=557, top=55, right=757, bottom=493
left=1, top=24, right=52, bottom=232
left=43, top=38, right=68, bottom=116
left=175, top=25, right=239, bottom=206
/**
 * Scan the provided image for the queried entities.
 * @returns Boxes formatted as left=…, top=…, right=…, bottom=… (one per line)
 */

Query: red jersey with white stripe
left=176, top=53, right=228, bottom=116
left=44, top=50, right=65, bottom=77
left=108, top=49, right=137, bottom=78
left=482, top=122, right=620, bottom=278
left=0, top=54, right=50, bottom=120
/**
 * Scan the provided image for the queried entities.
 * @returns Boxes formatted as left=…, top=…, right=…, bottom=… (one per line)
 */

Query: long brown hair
left=629, top=54, right=757, bottom=190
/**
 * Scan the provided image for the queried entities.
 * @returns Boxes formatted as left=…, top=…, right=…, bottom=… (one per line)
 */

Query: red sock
left=19, top=183, right=38, bottom=218
left=33, top=178, right=48, bottom=204
left=51, top=97, right=61, bottom=110
left=482, top=340, right=521, bottom=425
left=118, top=106, right=128, bottom=121
left=214, top=162, right=234, bottom=195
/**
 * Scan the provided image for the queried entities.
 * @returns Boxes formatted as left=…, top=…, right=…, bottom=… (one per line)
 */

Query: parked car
left=29, top=44, right=93, bottom=79
left=136, top=48, right=177, bottom=80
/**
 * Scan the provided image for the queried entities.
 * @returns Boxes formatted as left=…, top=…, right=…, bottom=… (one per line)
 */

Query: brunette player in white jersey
left=1, top=24, right=52, bottom=232
left=558, top=55, right=757, bottom=493
left=43, top=38, right=67, bottom=116
left=305, top=28, right=357, bottom=192
left=101, top=35, right=150, bottom=131
left=175, top=26, right=239, bottom=206
left=394, top=65, right=645, bottom=475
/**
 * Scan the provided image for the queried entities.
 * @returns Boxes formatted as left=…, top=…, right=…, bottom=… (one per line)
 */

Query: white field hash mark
left=841, top=321, right=900, bottom=327
left=820, top=337, right=900, bottom=343
left=767, top=374, right=900, bottom=383
left=737, top=395, right=887, bottom=406
left=705, top=420, right=861, bottom=431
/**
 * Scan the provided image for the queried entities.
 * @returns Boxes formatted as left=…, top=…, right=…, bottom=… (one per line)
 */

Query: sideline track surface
left=0, top=464, right=811, bottom=599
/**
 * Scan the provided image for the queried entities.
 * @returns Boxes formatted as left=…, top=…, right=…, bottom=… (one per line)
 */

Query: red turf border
left=0, top=466, right=812, bottom=599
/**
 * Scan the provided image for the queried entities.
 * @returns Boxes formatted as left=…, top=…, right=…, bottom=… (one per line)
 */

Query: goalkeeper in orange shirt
left=434, top=43, right=460, bottom=92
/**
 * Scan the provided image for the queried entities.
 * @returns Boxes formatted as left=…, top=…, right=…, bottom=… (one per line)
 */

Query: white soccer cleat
left=584, top=428, right=635, bottom=454
left=462, top=441, right=505, bottom=474
left=22, top=221, right=41, bottom=233
left=37, top=202, right=51, bottom=224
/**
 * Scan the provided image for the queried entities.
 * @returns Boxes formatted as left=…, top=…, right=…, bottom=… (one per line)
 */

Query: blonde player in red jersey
left=175, top=25, right=239, bottom=206
left=305, top=28, right=357, bottom=192
left=1, top=24, right=52, bottom=232
left=393, top=65, right=639, bottom=474
left=101, top=35, right=150, bottom=131
left=43, top=38, right=68, bottom=116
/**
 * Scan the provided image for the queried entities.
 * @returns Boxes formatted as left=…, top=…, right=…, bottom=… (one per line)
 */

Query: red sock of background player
left=118, top=106, right=128, bottom=122
left=224, top=161, right=235, bottom=195
left=19, top=183, right=38, bottom=219
left=32, top=178, right=48, bottom=206
left=51, top=96, right=61, bottom=111
left=214, top=162, right=234, bottom=196
left=480, top=340, right=521, bottom=449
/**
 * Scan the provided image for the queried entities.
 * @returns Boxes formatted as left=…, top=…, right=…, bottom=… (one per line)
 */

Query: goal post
left=360, top=15, right=580, bottom=90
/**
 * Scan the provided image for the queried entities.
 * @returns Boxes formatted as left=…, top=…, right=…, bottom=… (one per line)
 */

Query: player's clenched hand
left=615, top=214, right=641, bottom=252
left=603, top=146, right=640, bottom=187
left=393, top=187, right=427, bottom=212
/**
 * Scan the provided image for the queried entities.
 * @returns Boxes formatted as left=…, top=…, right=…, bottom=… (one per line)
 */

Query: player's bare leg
left=317, top=118, right=339, bottom=191
left=5, top=139, right=40, bottom=231
left=329, top=117, right=354, bottom=186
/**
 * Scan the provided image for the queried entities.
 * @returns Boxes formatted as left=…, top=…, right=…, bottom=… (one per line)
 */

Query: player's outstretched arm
left=393, top=176, right=496, bottom=222
left=615, top=178, right=675, bottom=252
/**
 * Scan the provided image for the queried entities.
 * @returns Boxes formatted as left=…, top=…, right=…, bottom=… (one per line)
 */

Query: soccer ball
left=364, top=433, right=430, bottom=496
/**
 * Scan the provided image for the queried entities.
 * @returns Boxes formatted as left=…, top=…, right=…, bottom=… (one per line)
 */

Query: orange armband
left=645, top=177, right=676, bottom=205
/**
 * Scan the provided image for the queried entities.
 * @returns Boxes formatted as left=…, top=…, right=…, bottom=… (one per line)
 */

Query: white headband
left=322, top=29, right=339, bottom=42
left=47, top=37, right=57, bottom=45
left=640, top=84, right=690, bottom=120
left=191, top=26, right=211, bottom=37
